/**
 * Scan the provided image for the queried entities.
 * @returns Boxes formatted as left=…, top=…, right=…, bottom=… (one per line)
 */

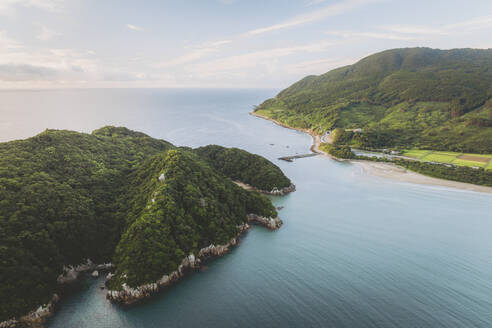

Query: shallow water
left=2, top=89, right=492, bottom=327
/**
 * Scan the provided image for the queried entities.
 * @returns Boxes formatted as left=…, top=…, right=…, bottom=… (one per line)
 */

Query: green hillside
left=194, top=145, right=292, bottom=191
left=0, top=127, right=289, bottom=322
left=256, top=47, right=492, bottom=153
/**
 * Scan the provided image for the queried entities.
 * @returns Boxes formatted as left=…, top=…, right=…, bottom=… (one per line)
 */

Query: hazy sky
left=1, top=0, right=492, bottom=88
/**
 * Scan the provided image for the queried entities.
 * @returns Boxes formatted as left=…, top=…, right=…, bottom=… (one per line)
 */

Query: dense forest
left=256, top=48, right=492, bottom=153
left=0, top=127, right=289, bottom=322
left=194, top=145, right=292, bottom=191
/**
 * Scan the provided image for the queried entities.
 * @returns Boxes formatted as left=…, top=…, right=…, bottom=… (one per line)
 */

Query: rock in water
left=91, top=270, right=99, bottom=278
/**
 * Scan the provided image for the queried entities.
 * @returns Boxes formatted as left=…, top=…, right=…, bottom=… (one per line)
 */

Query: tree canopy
left=0, top=127, right=287, bottom=321
left=256, top=48, right=492, bottom=153
left=194, top=145, right=292, bottom=191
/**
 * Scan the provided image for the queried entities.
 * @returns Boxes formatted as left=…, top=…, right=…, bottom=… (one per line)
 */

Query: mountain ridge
left=256, top=47, right=492, bottom=153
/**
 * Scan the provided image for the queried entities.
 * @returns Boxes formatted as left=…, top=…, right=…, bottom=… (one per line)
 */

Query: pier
left=278, top=153, right=319, bottom=162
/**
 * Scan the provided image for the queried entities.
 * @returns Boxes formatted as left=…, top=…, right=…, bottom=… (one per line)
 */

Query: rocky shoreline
left=0, top=261, right=114, bottom=328
left=106, top=214, right=283, bottom=305
left=234, top=180, right=296, bottom=196
left=1, top=213, right=284, bottom=327
left=262, top=183, right=296, bottom=196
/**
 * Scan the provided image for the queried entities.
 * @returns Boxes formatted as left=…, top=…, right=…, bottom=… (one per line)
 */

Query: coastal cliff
left=0, top=260, right=113, bottom=328
left=0, top=127, right=293, bottom=325
left=106, top=223, right=250, bottom=304
left=106, top=213, right=283, bottom=305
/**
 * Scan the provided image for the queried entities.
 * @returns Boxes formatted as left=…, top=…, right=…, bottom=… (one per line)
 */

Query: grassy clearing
left=402, top=149, right=492, bottom=169
left=254, top=109, right=274, bottom=117
left=402, top=149, right=429, bottom=159
left=452, top=159, right=487, bottom=168
left=421, top=153, right=457, bottom=163
left=432, top=151, right=462, bottom=156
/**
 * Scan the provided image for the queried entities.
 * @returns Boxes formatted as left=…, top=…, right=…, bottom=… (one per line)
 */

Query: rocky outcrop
left=0, top=294, right=59, bottom=328
left=247, top=214, right=283, bottom=230
left=106, top=214, right=283, bottom=305
left=57, top=260, right=113, bottom=284
left=234, top=181, right=296, bottom=196
left=264, top=183, right=296, bottom=196
left=1, top=261, right=114, bottom=328
left=106, top=223, right=251, bottom=305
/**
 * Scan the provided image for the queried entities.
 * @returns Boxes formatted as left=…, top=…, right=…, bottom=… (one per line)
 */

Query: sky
left=1, top=0, right=492, bottom=89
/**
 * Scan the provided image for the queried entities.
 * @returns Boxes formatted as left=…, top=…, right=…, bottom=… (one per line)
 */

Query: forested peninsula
left=0, top=127, right=293, bottom=327
left=256, top=47, right=492, bottom=153
left=255, top=47, right=492, bottom=187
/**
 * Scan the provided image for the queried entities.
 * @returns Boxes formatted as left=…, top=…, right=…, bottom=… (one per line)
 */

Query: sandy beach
left=353, top=160, right=492, bottom=194
left=251, top=111, right=492, bottom=194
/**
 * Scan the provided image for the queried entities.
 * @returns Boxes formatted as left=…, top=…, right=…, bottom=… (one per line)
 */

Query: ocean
left=2, top=89, right=492, bottom=327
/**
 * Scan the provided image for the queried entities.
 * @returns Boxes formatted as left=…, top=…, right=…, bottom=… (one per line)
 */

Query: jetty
left=278, top=153, right=319, bottom=162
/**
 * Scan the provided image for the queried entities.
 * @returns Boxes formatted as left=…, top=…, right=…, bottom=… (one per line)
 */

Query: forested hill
left=256, top=47, right=492, bottom=153
left=194, top=145, right=292, bottom=191
left=0, top=127, right=290, bottom=322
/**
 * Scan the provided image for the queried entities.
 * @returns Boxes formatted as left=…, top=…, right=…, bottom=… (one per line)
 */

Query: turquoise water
left=2, top=89, right=492, bottom=327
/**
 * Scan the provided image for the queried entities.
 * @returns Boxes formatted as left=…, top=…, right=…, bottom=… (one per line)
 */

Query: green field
left=421, top=153, right=457, bottom=163
left=452, top=159, right=487, bottom=168
left=402, top=149, right=492, bottom=169
left=401, top=149, right=430, bottom=159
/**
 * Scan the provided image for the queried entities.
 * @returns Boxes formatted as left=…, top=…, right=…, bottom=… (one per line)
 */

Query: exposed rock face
left=247, top=214, right=283, bottom=230
left=1, top=261, right=115, bottom=328
left=106, top=273, right=114, bottom=282
left=57, top=260, right=113, bottom=284
left=0, top=294, right=59, bottom=328
left=106, top=224, right=251, bottom=305
left=234, top=181, right=296, bottom=196
left=106, top=215, right=283, bottom=305
left=265, top=183, right=296, bottom=196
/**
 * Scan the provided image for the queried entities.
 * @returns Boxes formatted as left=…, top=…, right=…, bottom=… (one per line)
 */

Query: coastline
left=106, top=214, right=282, bottom=305
left=250, top=111, right=337, bottom=160
left=233, top=180, right=296, bottom=196
left=0, top=262, right=113, bottom=328
left=353, top=160, right=492, bottom=194
left=250, top=111, right=492, bottom=194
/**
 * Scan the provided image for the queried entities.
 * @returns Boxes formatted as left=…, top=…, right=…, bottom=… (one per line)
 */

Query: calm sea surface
left=2, top=89, right=492, bottom=328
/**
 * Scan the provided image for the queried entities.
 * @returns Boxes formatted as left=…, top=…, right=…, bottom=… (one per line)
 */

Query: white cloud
left=0, top=0, right=64, bottom=14
left=127, top=24, right=144, bottom=32
left=0, top=30, right=22, bottom=49
left=305, top=0, right=329, bottom=6
left=0, top=63, right=57, bottom=81
left=382, top=25, right=448, bottom=36
left=157, top=39, right=232, bottom=68
left=286, top=57, right=355, bottom=74
left=244, top=0, right=382, bottom=36
left=327, top=30, right=418, bottom=41
left=36, top=26, right=61, bottom=41
left=378, top=15, right=492, bottom=39
left=446, top=15, right=492, bottom=31
left=0, top=47, right=100, bottom=82
left=190, top=40, right=337, bottom=76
